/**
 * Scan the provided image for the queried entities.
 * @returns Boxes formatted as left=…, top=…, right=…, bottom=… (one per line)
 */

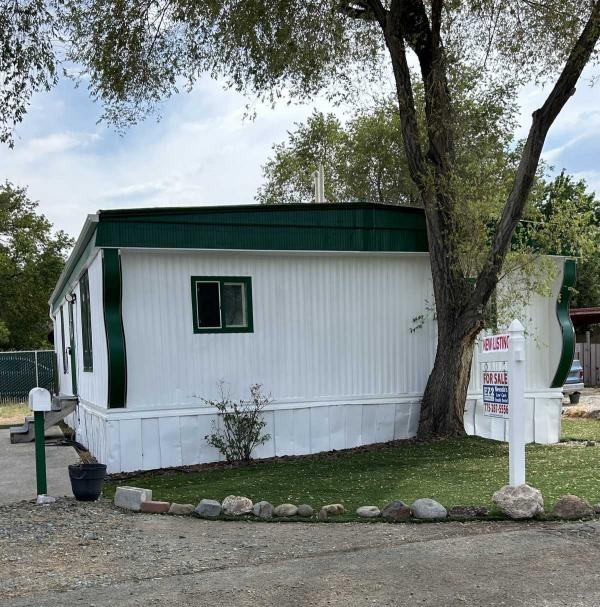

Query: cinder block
left=141, top=500, right=171, bottom=514
left=114, top=486, right=153, bottom=511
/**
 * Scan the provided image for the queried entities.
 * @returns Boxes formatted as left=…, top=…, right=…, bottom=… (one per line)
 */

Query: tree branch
left=473, top=0, right=600, bottom=307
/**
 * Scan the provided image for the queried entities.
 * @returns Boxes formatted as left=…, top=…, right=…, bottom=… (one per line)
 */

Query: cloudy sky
left=0, top=65, right=598, bottom=239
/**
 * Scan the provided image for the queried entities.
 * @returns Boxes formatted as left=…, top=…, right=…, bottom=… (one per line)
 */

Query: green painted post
left=34, top=411, right=47, bottom=495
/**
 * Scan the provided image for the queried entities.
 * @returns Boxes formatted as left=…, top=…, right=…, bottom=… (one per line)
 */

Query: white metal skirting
left=70, top=391, right=562, bottom=473
left=73, top=398, right=421, bottom=473
left=464, top=391, right=563, bottom=445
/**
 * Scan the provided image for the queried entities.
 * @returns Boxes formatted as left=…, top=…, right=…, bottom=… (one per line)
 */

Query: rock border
left=112, top=485, right=598, bottom=524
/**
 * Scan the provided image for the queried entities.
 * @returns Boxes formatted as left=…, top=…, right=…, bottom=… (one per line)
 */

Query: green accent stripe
left=102, top=249, right=127, bottom=408
left=551, top=258, right=577, bottom=388
left=95, top=203, right=428, bottom=253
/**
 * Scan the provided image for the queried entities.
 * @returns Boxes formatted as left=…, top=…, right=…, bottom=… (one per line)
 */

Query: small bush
left=204, top=383, right=272, bottom=463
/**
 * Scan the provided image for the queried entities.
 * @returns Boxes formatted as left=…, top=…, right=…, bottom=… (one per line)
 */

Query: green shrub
left=204, top=384, right=272, bottom=463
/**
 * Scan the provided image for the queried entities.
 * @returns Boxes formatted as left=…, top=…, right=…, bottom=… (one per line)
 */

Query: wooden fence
left=575, top=337, right=600, bottom=387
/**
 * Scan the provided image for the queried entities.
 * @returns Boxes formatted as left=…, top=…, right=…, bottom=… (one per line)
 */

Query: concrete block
left=114, top=486, right=153, bottom=511
left=141, top=500, right=171, bottom=514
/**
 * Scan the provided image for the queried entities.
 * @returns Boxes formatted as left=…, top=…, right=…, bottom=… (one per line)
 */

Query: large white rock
left=492, top=484, right=544, bottom=519
left=114, top=487, right=152, bottom=512
left=410, top=498, right=447, bottom=520
left=356, top=506, right=381, bottom=518
left=222, top=495, right=253, bottom=515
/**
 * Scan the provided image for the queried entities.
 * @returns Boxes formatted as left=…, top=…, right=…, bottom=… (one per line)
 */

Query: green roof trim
left=95, top=203, right=428, bottom=253
left=49, top=203, right=428, bottom=315
left=550, top=258, right=577, bottom=389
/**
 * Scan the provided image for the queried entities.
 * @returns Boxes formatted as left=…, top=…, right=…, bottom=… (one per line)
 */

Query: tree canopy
left=3, top=0, right=599, bottom=436
left=0, top=1, right=57, bottom=147
left=0, top=183, right=73, bottom=350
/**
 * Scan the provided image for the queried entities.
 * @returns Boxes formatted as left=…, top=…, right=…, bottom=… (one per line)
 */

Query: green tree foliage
left=531, top=171, right=600, bottom=308
left=256, top=104, right=417, bottom=206
left=0, top=183, right=73, bottom=350
left=0, top=1, right=57, bottom=146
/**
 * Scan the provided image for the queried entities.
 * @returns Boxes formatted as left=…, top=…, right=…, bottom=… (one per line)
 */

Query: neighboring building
left=49, top=203, right=574, bottom=473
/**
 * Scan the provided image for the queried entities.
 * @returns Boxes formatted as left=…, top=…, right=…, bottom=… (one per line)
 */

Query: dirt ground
left=2, top=498, right=600, bottom=606
left=563, top=387, right=600, bottom=418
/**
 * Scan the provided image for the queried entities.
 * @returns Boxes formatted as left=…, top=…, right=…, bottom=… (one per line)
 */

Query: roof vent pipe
left=313, top=163, right=326, bottom=203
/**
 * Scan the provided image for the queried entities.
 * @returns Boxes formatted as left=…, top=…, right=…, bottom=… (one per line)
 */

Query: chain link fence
left=0, top=351, right=56, bottom=404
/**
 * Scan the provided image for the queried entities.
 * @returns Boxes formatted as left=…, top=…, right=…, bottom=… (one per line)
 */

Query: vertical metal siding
left=120, top=250, right=437, bottom=409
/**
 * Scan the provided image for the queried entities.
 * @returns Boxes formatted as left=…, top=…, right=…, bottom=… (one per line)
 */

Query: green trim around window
left=191, top=276, right=254, bottom=334
left=80, top=270, right=94, bottom=372
left=550, top=258, right=577, bottom=389
left=102, top=249, right=127, bottom=407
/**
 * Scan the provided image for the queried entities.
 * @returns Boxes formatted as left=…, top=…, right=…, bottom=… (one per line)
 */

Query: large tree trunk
left=368, top=0, right=600, bottom=438
left=418, top=314, right=479, bottom=437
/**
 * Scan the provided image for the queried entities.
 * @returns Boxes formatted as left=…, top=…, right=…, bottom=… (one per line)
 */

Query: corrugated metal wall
left=120, top=250, right=438, bottom=408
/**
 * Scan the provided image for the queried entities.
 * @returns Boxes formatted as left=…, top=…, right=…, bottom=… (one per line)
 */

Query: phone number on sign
left=484, top=402, right=509, bottom=416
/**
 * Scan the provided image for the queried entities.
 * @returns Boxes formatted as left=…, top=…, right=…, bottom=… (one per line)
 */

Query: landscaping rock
left=448, top=506, right=489, bottom=520
left=222, top=495, right=253, bottom=516
left=594, top=503, right=600, bottom=515
left=318, top=509, right=329, bottom=521
left=356, top=506, right=380, bottom=518
left=36, top=495, right=57, bottom=505
left=114, top=487, right=152, bottom=512
left=411, top=498, right=447, bottom=520
left=253, top=501, right=274, bottom=519
left=141, top=500, right=170, bottom=514
left=195, top=499, right=222, bottom=519
left=321, top=504, right=345, bottom=515
left=551, top=495, right=594, bottom=520
left=168, top=503, right=195, bottom=516
left=492, top=484, right=544, bottom=519
left=381, top=500, right=411, bottom=522
left=274, top=503, right=298, bottom=517
left=297, top=504, right=314, bottom=517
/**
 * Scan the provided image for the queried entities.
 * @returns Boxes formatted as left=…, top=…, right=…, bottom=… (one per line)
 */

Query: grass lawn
left=104, top=418, right=600, bottom=518
left=0, top=401, right=28, bottom=428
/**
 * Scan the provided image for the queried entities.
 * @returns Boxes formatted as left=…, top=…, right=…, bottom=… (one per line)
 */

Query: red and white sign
left=482, top=333, right=510, bottom=353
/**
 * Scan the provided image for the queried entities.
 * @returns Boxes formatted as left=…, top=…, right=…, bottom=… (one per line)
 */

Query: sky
left=0, top=65, right=598, bottom=239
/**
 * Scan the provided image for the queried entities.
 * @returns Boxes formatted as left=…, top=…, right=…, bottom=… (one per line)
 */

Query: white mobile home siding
left=72, top=249, right=566, bottom=473
left=55, top=250, right=111, bottom=439
left=121, top=249, right=438, bottom=408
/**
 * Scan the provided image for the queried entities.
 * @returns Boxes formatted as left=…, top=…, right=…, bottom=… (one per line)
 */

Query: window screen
left=80, top=271, right=94, bottom=371
left=60, top=306, right=68, bottom=374
left=222, top=282, right=247, bottom=327
left=191, top=277, right=253, bottom=333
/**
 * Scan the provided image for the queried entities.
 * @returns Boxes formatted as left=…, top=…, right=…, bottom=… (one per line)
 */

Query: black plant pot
left=68, top=463, right=107, bottom=501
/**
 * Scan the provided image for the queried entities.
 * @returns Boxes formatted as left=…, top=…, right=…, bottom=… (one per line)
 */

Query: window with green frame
left=191, top=276, right=253, bottom=333
left=80, top=270, right=94, bottom=371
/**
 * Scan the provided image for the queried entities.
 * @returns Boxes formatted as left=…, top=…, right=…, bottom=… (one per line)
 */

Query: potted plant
left=68, top=462, right=107, bottom=501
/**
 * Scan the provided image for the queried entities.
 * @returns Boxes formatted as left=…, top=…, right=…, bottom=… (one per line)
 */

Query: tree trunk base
left=418, top=332, right=477, bottom=438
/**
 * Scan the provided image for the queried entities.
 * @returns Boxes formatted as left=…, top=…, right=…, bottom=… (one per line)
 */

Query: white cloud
left=1, top=65, right=598, bottom=240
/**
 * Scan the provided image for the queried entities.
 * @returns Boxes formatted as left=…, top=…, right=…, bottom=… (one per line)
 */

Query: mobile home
left=49, top=203, right=574, bottom=473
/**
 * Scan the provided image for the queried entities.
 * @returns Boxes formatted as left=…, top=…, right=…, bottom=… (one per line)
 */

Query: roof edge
left=48, top=214, right=99, bottom=313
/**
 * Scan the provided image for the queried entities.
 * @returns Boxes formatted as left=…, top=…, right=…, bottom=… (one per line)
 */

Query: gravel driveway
left=2, top=498, right=600, bottom=606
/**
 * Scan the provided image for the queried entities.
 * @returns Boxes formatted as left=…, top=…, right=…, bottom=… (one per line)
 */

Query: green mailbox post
left=28, top=388, right=52, bottom=498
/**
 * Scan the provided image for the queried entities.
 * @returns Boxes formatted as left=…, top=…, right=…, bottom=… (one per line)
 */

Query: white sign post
left=480, top=319, right=526, bottom=486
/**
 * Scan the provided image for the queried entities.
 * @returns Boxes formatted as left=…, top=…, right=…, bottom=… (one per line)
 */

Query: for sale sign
left=482, top=370, right=509, bottom=418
